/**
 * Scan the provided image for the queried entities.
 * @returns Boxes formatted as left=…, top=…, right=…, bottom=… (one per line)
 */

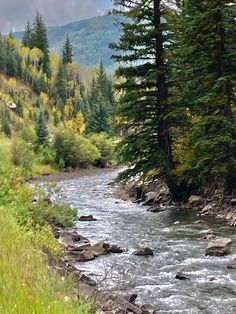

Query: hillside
left=15, top=15, right=121, bottom=70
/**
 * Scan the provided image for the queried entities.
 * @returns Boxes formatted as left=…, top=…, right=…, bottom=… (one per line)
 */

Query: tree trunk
left=153, top=0, right=181, bottom=198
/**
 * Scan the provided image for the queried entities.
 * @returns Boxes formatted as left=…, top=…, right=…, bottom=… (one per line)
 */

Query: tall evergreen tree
left=55, top=61, right=68, bottom=105
left=175, top=0, right=236, bottom=191
left=22, top=21, right=33, bottom=48
left=36, top=111, right=49, bottom=146
left=32, top=12, right=50, bottom=77
left=0, top=34, right=6, bottom=73
left=111, top=0, right=181, bottom=198
left=62, top=35, right=73, bottom=64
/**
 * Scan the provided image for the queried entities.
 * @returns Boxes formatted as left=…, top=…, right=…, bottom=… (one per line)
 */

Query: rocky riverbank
left=49, top=222, right=157, bottom=314
left=115, top=180, right=236, bottom=227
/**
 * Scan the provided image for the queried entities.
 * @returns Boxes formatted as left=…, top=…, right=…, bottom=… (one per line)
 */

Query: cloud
left=0, top=0, right=113, bottom=33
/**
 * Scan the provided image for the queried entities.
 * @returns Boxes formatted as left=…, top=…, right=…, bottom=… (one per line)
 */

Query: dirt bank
left=30, top=167, right=116, bottom=182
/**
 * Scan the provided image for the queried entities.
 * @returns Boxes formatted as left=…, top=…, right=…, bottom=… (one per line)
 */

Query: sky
left=0, top=0, right=113, bottom=33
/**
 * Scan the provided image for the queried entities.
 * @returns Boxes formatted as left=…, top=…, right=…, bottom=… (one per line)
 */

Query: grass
left=32, top=163, right=57, bottom=177
left=0, top=207, right=93, bottom=314
left=0, top=134, right=94, bottom=314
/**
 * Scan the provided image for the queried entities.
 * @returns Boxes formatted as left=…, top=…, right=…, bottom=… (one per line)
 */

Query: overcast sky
left=0, top=0, right=113, bottom=33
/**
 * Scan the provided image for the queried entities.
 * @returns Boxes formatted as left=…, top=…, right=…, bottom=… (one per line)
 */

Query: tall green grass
left=0, top=208, right=93, bottom=314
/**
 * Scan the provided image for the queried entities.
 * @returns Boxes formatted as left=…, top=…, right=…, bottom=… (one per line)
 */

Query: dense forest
left=112, top=0, right=236, bottom=200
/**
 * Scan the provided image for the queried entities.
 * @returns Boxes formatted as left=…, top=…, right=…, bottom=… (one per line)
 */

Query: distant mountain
left=15, top=15, right=122, bottom=71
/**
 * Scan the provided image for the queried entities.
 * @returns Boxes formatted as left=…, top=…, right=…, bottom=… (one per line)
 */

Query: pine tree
left=111, top=0, right=181, bottom=198
left=87, top=61, right=116, bottom=134
left=36, top=111, right=49, bottom=146
left=175, top=0, right=236, bottom=191
left=22, top=21, right=33, bottom=48
left=55, top=61, right=67, bottom=104
left=0, top=34, right=6, bottom=73
left=32, top=12, right=50, bottom=76
left=16, top=100, right=23, bottom=117
left=62, top=35, right=73, bottom=64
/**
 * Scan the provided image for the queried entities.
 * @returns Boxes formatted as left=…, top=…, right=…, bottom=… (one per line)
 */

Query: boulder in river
left=79, top=215, right=97, bottom=221
left=141, top=304, right=157, bottom=314
left=227, top=259, right=236, bottom=269
left=205, top=238, right=232, bottom=256
left=75, top=249, right=95, bottom=262
left=109, top=244, right=124, bottom=254
left=91, top=241, right=110, bottom=257
left=133, top=247, right=154, bottom=256
left=175, top=267, right=195, bottom=280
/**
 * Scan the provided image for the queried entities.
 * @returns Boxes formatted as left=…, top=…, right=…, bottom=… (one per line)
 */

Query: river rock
left=200, top=205, right=212, bottom=215
left=174, top=221, right=180, bottom=225
left=175, top=267, right=195, bottom=280
left=109, top=245, right=123, bottom=254
left=230, top=199, right=236, bottom=205
left=67, top=242, right=92, bottom=252
left=133, top=247, right=154, bottom=256
left=79, top=215, right=97, bottom=221
left=188, top=195, right=202, bottom=204
left=59, top=231, right=76, bottom=249
left=76, top=249, right=95, bottom=262
left=141, top=304, right=156, bottom=314
left=194, top=220, right=203, bottom=224
left=227, top=259, right=236, bottom=269
left=205, top=238, right=232, bottom=256
left=79, top=274, right=97, bottom=286
left=143, top=192, right=160, bottom=206
left=147, top=206, right=161, bottom=213
left=199, top=229, right=214, bottom=235
left=70, top=231, right=90, bottom=243
left=91, top=241, right=110, bottom=257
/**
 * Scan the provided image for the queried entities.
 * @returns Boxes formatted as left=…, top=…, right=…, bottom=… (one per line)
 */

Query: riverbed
left=55, top=168, right=236, bottom=314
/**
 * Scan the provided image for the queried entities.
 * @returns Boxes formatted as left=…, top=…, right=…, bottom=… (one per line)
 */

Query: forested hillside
left=15, top=15, right=121, bottom=70
left=0, top=13, right=117, bottom=177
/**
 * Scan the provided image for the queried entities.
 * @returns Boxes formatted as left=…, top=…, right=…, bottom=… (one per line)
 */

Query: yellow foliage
left=29, top=48, right=43, bottom=66
left=74, top=111, right=86, bottom=134
left=39, top=92, right=49, bottom=106
left=64, top=112, right=86, bottom=135
left=64, top=98, right=74, bottom=118
left=74, top=89, right=82, bottom=102
left=7, top=78, right=17, bottom=91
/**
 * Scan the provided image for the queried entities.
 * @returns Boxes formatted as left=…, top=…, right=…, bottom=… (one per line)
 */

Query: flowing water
left=55, top=168, right=236, bottom=314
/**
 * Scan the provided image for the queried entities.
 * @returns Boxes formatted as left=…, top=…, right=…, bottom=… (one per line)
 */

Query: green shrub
left=76, top=135, right=101, bottom=167
left=21, top=125, right=37, bottom=146
left=11, top=138, right=35, bottom=175
left=89, top=132, right=115, bottom=167
left=37, top=145, right=56, bottom=165
left=53, top=128, right=100, bottom=168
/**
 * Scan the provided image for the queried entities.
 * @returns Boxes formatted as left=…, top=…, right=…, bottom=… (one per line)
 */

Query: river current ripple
left=56, top=169, right=236, bottom=314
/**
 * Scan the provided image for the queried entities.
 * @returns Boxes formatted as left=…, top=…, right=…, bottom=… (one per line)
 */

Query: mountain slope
left=15, top=15, right=121, bottom=70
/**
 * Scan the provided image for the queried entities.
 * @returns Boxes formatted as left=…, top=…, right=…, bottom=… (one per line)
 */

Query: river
left=55, top=168, right=236, bottom=314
